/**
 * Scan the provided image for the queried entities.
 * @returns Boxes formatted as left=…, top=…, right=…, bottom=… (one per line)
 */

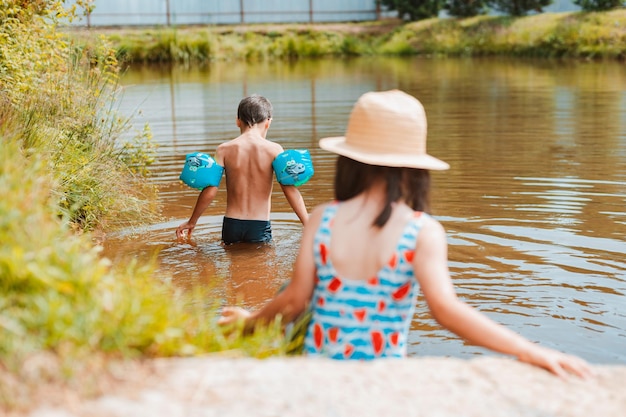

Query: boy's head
left=237, top=94, right=273, bottom=128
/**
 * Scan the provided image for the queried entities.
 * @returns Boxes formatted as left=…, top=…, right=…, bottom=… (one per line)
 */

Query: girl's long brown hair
left=334, top=156, right=431, bottom=227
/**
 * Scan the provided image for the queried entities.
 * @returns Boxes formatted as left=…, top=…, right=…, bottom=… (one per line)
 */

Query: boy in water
left=176, top=94, right=309, bottom=244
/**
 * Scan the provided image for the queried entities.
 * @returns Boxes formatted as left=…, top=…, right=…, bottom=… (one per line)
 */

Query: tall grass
left=1, top=2, right=293, bottom=410
left=0, top=117, right=290, bottom=409
left=0, top=142, right=285, bottom=357
left=379, top=10, right=626, bottom=58
left=70, top=25, right=380, bottom=64
left=69, top=10, right=626, bottom=63
left=1, top=1, right=161, bottom=231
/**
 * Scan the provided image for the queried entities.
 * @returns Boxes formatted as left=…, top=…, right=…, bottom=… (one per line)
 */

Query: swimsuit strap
left=397, top=211, right=427, bottom=255
left=314, top=202, right=426, bottom=275
left=315, top=201, right=339, bottom=246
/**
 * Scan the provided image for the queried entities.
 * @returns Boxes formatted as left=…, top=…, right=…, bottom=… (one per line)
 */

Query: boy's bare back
left=217, top=131, right=283, bottom=221
left=176, top=94, right=308, bottom=242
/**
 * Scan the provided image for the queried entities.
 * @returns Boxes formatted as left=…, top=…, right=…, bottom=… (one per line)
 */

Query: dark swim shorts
left=221, top=216, right=272, bottom=244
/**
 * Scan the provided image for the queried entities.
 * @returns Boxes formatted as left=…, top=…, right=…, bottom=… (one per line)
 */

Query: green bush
left=445, top=0, right=489, bottom=17
left=575, top=0, right=625, bottom=11
left=489, top=0, right=555, bottom=16
left=379, top=0, right=446, bottom=20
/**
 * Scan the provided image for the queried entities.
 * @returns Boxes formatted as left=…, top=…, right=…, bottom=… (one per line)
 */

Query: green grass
left=0, top=129, right=290, bottom=402
left=66, top=10, right=626, bottom=63
left=378, top=10, right=626, bottom=58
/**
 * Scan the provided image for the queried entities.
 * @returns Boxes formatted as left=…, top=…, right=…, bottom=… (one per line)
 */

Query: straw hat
left=319, top=90, right=449, bottom=170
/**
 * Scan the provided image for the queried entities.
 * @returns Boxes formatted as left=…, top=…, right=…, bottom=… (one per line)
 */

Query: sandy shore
left=13, top=355, right=626, bottom=417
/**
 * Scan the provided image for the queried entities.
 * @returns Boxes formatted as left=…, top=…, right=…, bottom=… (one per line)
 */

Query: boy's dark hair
left=334, top=156, right=431, bottom=227
left=237, top=94, right=273, bottom=128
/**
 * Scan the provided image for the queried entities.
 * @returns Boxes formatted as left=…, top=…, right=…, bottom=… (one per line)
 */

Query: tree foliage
left=444, top=0, right=489, bottom=17
left=378, top=0, right=445, bottom=20
left=379, top=0, right=555, bottom=19
left=574, top=0, right=624, bottom=11
left=488, top=0, right=554, bottom=16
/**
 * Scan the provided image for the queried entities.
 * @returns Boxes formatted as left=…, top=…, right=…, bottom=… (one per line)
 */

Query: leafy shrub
left=574, top=0, right=625, bottom=11
left=488, top=0, right=554, bottom=16
left=445, top=0, right=489, bottom=17
left=379, top=0, right=446, bottom=20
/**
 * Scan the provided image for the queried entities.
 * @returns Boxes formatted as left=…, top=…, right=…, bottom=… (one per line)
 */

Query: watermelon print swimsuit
left=303, top=202, right=426, bottom=360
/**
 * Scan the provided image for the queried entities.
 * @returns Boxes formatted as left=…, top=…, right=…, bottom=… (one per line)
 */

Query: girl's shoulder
left=415, top=212, right=447, bottom=248
left=418, top=212, right=444, bottom=229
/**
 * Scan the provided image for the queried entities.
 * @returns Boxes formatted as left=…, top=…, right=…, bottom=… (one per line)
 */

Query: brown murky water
left=104, top=57, right=626, bottom=363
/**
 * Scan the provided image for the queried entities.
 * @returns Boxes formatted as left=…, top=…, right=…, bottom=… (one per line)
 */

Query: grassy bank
left=67, top=10, right=626, bottom=64
left=1, top=2, right=291, bottom=412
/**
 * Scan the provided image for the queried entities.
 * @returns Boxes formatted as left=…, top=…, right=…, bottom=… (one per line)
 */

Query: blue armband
left=179, top=152, right=224, bottom=190
left=272, top=149, right=314, bottom=187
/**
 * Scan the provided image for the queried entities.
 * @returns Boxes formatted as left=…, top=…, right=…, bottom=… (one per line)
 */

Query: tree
left=488, top=0, right=553, bottom=16
left=574, top=0, right=624, bottom=11
left=378, top=0, right=445, bottom=21
left=444, top=0, right=489, bottom=17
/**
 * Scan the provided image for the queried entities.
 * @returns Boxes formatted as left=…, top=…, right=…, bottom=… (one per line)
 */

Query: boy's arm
left=176, top=186, right=218, bottom=239
left=280, top=184, right=309, bottom=225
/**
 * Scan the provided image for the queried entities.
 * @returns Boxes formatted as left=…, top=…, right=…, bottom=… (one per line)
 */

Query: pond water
left=103, top=57, right=626, bottom=364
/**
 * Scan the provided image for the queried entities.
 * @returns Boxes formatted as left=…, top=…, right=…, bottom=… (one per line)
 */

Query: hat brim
left=319, top=136, right=450, bottom=171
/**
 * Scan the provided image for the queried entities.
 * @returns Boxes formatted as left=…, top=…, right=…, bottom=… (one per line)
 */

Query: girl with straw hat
left=219, top=90, right=591, bottom=378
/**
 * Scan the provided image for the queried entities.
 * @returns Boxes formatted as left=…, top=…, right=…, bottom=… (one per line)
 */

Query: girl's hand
left=218, top=306, right=252, bottom=326
left=518, top=345, right=594, bottom=380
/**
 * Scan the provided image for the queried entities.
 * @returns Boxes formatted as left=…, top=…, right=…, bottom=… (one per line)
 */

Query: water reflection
left=105, top=214, right=303, bottom=307
left=106, top=57, right=626, bottom=363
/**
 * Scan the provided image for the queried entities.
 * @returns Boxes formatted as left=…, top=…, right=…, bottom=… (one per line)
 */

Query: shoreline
left=65, top=10, right=626, bottom=64
left=11, top=355, right=626, bottom=417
